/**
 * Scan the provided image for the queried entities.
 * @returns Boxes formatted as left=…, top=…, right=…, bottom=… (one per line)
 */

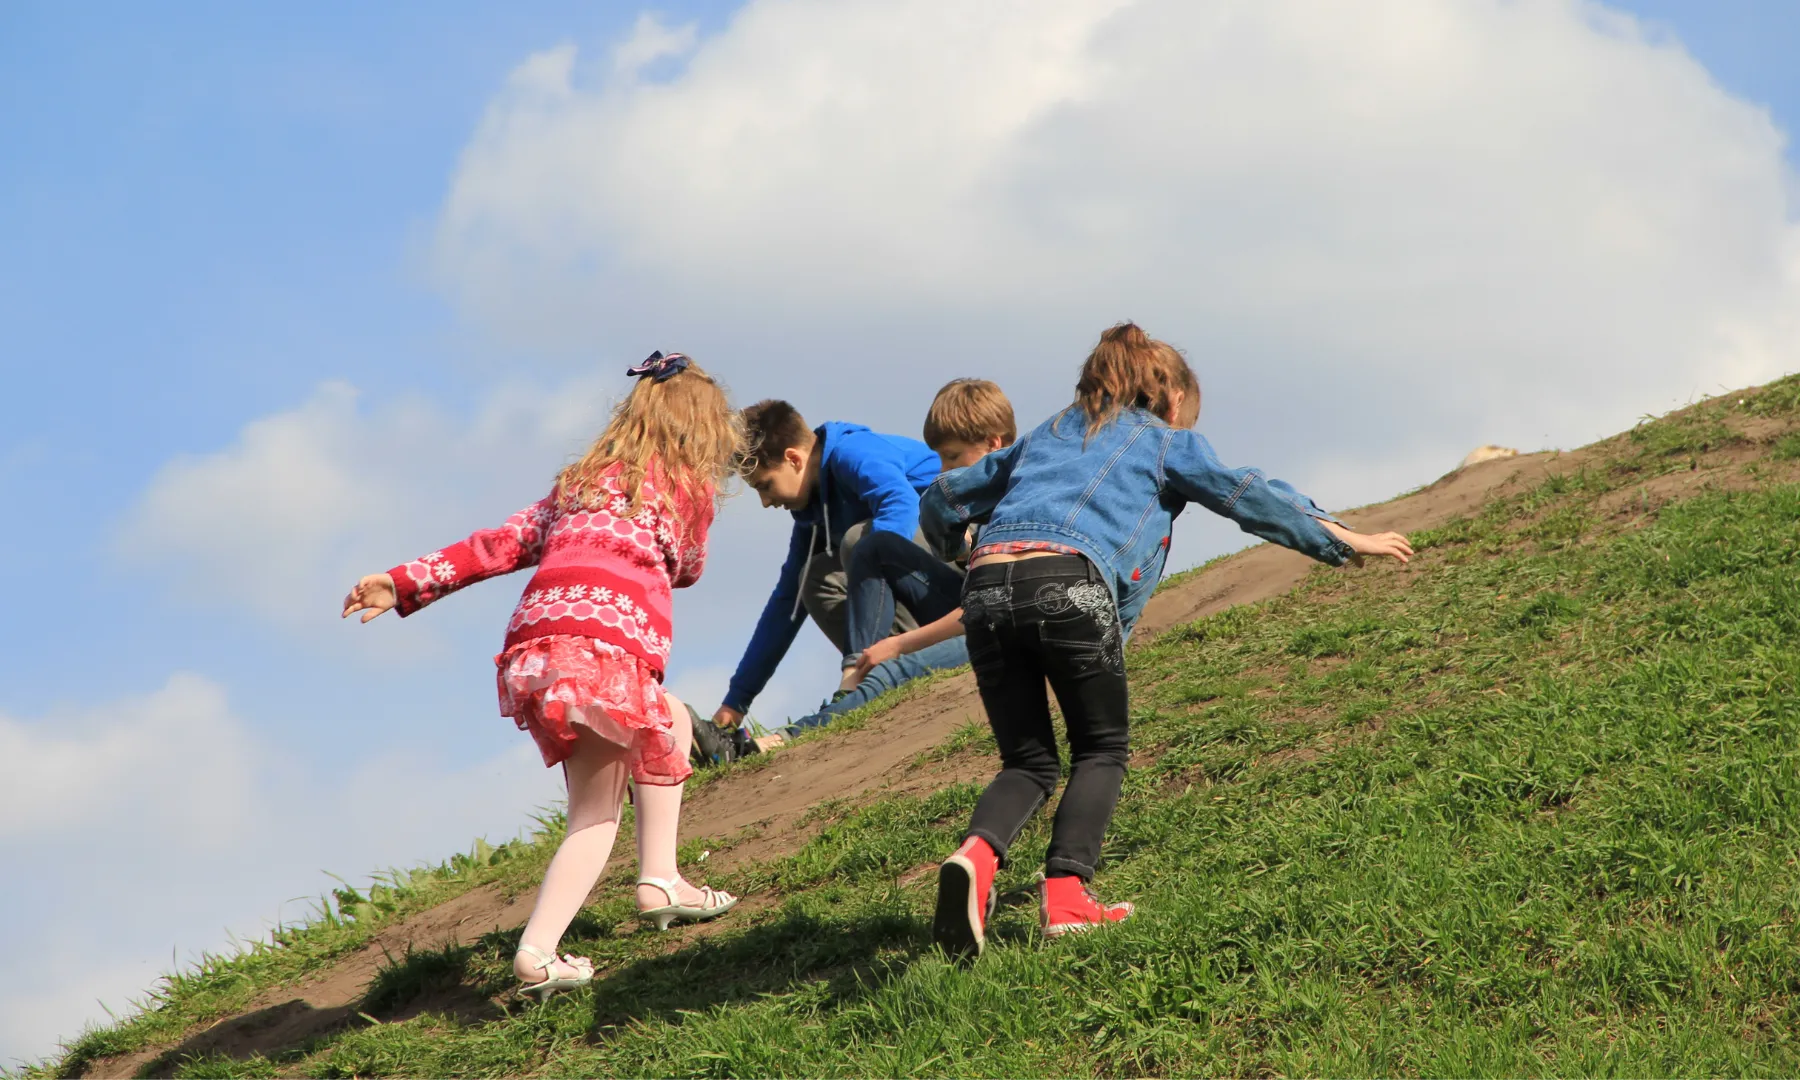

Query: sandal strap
left=639, top=876, right=739, bottom=912
left=636, top=876, right=679, bottom=905
left=697, top=885, right=737, bottom=909
left=515, top=943, right=556, bottom=972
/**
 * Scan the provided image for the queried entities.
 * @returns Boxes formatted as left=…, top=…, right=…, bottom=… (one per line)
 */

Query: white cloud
left=0, top=673, right=252, bottom=843
left=119, top=378, right=612, bottom=627
left=0, top=674, right=559, bottom=1067
left=610, top=13, right=699, bottom=83
left=431, top=0, right=1800, bottom=514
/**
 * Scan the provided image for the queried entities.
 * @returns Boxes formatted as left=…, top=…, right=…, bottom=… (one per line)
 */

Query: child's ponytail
left=1072, top=322, right=1194, bottom=437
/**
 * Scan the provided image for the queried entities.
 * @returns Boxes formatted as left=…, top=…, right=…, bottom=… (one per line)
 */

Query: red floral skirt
left=495, top=635, right=691, bottom=785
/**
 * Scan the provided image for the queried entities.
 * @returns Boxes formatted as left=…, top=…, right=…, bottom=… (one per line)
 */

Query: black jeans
left=961, top=554, right=1129, bottom=880
left=845, top=528, right=966, bottom=657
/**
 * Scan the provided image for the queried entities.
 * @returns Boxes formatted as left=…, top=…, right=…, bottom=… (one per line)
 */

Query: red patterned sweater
left=388, top=462, right=713, bottom=674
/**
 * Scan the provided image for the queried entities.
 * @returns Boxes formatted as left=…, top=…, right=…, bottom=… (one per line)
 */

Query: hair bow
left=626, top=350, right=691, bottom=382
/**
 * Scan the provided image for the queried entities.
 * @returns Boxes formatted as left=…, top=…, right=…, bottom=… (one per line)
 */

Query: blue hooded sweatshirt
left=723, top=422, right=941, bottom=713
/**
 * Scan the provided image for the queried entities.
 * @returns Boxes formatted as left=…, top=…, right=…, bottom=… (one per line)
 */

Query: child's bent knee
left=999, top=753, right=1061, bottom=791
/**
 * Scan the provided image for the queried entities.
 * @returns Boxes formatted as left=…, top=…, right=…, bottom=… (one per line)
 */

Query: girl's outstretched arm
left=349, top=497, right=557, bottom=622
left=1164, top=431, right=1354, bottom=565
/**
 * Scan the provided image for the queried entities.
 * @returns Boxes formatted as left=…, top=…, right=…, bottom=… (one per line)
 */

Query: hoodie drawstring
left=792, top=520, right=817, bottom=622
left=790, top=495, right=835, bottom=622
left=790, top=443, right=835, bottom=622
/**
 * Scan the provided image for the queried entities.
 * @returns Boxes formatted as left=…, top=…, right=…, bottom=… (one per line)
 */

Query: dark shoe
left=1041, top=875, right=1132, bottom=938
left=933, top=837, right=999, bottom=959
left=686, top=704, right=738, bottom=767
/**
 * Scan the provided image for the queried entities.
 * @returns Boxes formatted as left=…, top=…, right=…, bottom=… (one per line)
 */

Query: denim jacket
left=920, top=407, right=1352, bottom=636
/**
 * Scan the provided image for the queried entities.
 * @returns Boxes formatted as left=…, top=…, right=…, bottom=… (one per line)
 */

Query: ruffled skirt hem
left=495, top=636, right=691, bottom=785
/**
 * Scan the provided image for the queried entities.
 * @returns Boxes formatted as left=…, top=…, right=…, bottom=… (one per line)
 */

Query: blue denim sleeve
left=1163, top=431, right=1352, bottom=565
left=724, top=522, right=813, bottom=712
left=1266, top=478, right=1344, bottom=525
left=833, top=430, right=925, bottom=539
left=920, top=439, right=1022, bottom=559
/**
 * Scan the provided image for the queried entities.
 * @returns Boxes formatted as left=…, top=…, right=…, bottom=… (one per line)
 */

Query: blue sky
left=3, top=0, right=1797, bottom=1065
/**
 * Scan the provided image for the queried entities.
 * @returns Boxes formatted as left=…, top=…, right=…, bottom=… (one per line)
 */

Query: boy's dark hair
left=736, top=399, right=814, bottom=474
left=922, top=378, right=1017, bottom=449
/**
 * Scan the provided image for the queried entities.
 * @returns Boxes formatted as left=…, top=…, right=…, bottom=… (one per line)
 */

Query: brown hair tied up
left=1072, top=322, right=1196, bottom=437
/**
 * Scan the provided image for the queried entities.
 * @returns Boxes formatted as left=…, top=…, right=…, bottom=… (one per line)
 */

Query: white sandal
left=636, top=875, right=740, bottom=931
left=514, top=943, right=594, bottom=1001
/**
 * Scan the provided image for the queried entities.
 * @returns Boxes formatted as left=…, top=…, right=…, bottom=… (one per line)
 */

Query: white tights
left=514, top=691, right=705, bottom=981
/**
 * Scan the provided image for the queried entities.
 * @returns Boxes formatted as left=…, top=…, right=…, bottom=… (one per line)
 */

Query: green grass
left=31, top=390, right=1800, bottom=1077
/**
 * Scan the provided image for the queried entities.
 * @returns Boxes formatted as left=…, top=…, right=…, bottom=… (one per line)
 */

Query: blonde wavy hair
left=555, top=359, right=741, bottom=520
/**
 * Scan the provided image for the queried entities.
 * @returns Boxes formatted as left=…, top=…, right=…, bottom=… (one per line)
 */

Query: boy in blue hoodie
left=709, top=400, right=941, bottom=735
left=768, top=379, right=1016, bottom=744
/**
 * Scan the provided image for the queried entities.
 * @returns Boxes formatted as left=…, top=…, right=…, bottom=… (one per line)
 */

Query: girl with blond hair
left=342, top=352, right=741, bottom=998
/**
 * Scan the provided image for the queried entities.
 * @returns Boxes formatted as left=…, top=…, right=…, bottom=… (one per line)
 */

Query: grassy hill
left=35, top=377, right=1800, bottom=1078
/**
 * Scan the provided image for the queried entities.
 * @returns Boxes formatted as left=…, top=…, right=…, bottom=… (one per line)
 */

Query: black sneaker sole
left=932, top=857, right=984, bottom=959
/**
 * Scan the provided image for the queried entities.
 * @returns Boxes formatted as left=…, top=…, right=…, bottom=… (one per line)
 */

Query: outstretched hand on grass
left=1319, top=519, right=1413, bottom=568
left=342, top=573, right=398, bottom=623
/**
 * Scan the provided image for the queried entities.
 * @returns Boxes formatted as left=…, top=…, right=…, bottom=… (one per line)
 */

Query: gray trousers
left=800, top=520, right=925, bottom=662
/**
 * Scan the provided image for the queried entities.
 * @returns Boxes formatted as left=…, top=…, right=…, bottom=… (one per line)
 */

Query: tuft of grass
left=1746, top=373, right=1800, bottom=417
left=1621, top=406, right=1736, bottom=473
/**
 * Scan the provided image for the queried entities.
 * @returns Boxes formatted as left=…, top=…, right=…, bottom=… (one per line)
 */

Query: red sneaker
left=1041, top=875, right=1133, bottom=938
left=933, top=837, right=999, bottom=958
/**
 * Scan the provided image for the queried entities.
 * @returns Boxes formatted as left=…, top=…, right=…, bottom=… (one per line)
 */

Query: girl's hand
left=1319, top=519, right=1413, bottom=567
left=854, top=635, right=904, bottom=679
left=342, top=573, right=398, bottom=622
